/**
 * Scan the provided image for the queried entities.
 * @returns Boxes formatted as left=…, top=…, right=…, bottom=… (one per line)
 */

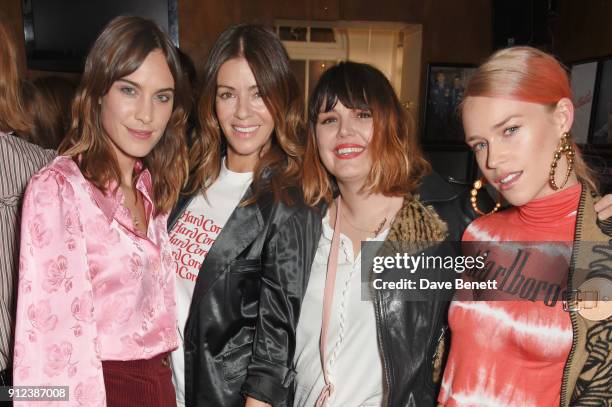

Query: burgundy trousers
left=102, top=353, right=176, bottom=407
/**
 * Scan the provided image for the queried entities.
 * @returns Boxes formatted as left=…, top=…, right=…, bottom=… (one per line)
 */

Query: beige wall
left=401, top=28, right=423, bottom=112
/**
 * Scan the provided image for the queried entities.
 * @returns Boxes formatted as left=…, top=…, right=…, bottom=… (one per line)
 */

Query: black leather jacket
left=168, top=185, right=322, bottom=407
left=376, top=172, right=480, bottom=407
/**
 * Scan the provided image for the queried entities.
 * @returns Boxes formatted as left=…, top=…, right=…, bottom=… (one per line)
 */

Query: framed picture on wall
left=570, top=60, right=598, bottom=145
left=423, top=63, right=476, bottom=145
left=592, top=57, right=612, bottom=145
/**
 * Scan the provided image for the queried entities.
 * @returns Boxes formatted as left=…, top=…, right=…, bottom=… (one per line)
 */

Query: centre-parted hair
left=188, top=24, right=304, bottom=204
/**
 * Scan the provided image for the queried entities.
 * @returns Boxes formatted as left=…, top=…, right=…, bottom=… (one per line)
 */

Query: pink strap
left=316, top=197, right=342, bottom=407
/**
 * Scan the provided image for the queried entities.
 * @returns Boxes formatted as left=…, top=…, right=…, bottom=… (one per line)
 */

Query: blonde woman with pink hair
left=438, top=47, right=611, bottom=407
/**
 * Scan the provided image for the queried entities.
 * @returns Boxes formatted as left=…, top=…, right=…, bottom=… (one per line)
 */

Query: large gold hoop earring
left=470, top=177, right=502, bottom=216
left=549, top=132, right=575, bottom=191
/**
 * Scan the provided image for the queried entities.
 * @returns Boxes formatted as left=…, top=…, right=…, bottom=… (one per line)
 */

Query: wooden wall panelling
left=417, top=0, right=492, bottom=134
left=422, top=0, right=492, bottom=64
left=340, top=0, right=424, bottom=22
left=266, top=0, right=312, bottom=20
left=311, top=0, right=339, bottom=21
left=554, top=0, right=612, bottom=62
left=179, top=0, right=240, bottom=69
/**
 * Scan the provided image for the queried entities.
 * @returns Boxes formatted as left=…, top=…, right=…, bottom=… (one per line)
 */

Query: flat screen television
left=22, top=0, right=179, bottom=72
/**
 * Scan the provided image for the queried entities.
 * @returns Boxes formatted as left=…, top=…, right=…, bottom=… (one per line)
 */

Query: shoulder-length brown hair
left=188, top=24, right=304, bottom=204
left=302, top=61, right=430, bottom=206
left=0, top=12, right=30, bottom=133
left=59, top=16, right=190, bottom=214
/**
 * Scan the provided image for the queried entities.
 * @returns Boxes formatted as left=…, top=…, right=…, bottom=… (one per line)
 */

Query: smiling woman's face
left=315, top=100, right=374, bottom=187
left=463, top=95, right=574, bottom=206
left=215, top=57, right=274, bottom=172
left=100, top=49, right=175, bottom=168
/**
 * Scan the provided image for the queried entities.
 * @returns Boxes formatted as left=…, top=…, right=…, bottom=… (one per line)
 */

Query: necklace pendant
left=373, top=218, right=387, bottom=236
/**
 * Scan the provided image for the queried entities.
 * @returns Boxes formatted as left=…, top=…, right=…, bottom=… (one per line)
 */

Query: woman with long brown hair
left=166, top=24, right=321, bottom=407
left=13, top=16, right=189, bottom=406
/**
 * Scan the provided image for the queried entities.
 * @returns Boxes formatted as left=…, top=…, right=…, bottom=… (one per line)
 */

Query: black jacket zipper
left=559, top=185, right=586, bottom=407
left=374, top=288, right=392, bottom=406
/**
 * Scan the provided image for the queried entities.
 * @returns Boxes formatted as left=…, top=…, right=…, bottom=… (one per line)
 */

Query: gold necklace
left=132, top=209, right=141, bottom=228
left=341, top=211, right=387, bottom=237
left=121, top=185, right=143, bottom=229
left=131, top=194, right=143, bottom=229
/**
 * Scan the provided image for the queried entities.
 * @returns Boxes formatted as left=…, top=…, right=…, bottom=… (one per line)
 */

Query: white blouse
left=293, top=213, right=387, bottom=406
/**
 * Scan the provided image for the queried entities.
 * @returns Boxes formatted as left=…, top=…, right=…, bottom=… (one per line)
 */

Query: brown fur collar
left=386, top=196, right=449, bottom=243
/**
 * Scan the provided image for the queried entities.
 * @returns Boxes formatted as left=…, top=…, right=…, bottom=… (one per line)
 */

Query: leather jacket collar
left=374, top=173, right=475, bottom=407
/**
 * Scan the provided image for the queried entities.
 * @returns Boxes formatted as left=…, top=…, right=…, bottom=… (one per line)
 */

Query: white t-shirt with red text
left=169, top=159, right=252, bottom=406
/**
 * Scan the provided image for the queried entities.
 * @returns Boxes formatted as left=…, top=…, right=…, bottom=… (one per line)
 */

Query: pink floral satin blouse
left=13, top=156, right=178, bottom=407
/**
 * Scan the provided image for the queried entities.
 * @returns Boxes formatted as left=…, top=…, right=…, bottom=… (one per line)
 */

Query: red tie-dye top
left=438, top=183, right=581, bottom=407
